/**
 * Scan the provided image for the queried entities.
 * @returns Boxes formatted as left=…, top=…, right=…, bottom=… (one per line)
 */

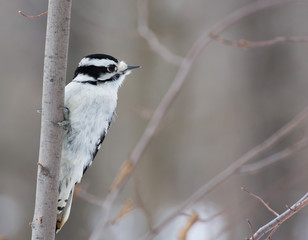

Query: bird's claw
left=59, top=106, right=70, bottom=120
left=57, top=106, right=71, bottom=132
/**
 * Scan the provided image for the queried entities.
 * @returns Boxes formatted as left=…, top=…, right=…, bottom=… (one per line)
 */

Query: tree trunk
left=31, top=0, right=72, bottom=239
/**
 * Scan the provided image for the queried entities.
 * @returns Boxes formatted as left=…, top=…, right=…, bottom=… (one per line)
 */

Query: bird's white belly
left=60, top=82, right=117, bottom=188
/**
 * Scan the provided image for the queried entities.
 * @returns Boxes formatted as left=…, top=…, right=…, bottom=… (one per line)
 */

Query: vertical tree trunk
left=31, top=0, right=72, bottom=239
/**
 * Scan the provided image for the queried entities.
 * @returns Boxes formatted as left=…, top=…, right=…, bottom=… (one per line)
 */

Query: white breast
left=57, top=79, right=124, bottom=217
left=60, top=81, right=118, bottom=184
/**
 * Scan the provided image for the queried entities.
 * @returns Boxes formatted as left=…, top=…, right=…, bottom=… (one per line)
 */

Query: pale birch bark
left=31, top=0, right=72, bottom=239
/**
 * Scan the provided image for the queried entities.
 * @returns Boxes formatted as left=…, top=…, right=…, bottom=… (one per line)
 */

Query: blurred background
left=1, top=0, right=308, bottom=239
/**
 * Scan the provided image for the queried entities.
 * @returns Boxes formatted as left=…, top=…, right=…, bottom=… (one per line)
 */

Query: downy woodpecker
left=56, top=54, right=139, bottom=232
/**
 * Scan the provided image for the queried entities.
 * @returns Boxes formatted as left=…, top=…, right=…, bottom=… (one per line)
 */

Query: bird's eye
left=107, top=65, right=117, bottom=73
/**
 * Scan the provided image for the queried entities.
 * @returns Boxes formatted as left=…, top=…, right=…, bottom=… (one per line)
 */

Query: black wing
left=82, top=117, right=113, bottom=175
left=82, top=133, right=105, bottom=175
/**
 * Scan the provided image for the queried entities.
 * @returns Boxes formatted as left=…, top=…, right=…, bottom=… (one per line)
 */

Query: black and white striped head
left=73, top=54, right=139, bottom=85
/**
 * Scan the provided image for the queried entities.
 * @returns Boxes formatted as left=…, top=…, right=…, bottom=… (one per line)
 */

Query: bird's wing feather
left=82, top=115, right=113, bottom=174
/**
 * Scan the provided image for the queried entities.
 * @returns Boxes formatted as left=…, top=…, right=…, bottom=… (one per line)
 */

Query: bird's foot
left=57, top=106, right=71, bottom=132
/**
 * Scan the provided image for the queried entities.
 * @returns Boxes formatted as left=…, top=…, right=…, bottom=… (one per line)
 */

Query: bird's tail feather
left=56, top=188, right=73, bottom=233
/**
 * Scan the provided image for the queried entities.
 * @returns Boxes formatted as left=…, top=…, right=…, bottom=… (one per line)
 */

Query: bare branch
left=241, top=187, right=279, bottom=217
left=144, top=105, right=308, bottom=239
left=210, top=34, right=308, bottom=48
left=249, top=192, right=308, bottom=240
left=240, top=137, right=308, bottom=173
left=90, top=0, right=308, bottom=239
left=31, top=0, right=71, bottom=239
left=18, top=10, right=48, bottom=18
left=137, top=0, right=183, bottom=65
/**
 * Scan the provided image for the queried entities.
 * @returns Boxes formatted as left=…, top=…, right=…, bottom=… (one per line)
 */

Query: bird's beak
left=127, top=65, right=140, bottom=70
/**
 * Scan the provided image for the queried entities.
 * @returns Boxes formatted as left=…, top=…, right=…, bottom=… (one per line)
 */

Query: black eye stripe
left=74, top=65, right=108, bottom=79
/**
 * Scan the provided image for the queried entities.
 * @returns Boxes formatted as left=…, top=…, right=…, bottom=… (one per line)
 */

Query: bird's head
left=72, top=54, right=139, bottom=85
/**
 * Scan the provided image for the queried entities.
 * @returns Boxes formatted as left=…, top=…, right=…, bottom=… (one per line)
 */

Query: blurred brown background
left=1, top=0, right=308, bottom=239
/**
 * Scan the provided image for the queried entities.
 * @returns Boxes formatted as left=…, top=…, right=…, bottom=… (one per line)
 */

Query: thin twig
left=247, top=219, right=255, bottom=240
left=265, top=198, right=308, bottom=240
left=18, top=10, right=48, bottom=18
left=250, top=192, right=308, bottom=240
left=210, top=34, right=308, bottom=48
left=239, top=137, right=308, bottom=173
left=241, top=187, right=279, bottom=217
left=215, top=166, right=307, bottom=240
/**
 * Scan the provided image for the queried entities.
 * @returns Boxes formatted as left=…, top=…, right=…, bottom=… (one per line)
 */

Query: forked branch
left=249, top=192, right=308, bottom=240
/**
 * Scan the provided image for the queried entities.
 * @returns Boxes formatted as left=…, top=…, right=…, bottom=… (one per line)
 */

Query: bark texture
left=31, top=0, right=72, bottom=239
